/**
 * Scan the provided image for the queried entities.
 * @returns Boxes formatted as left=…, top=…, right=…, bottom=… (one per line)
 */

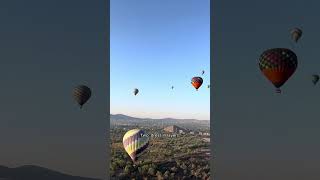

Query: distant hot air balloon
left=123, top=129, right=149, bottom=163
left=259, top=48, right=298, bottom=93
left=191, top=77, right=203, bottom=91
left=73, top=85, right=91, bottom=109
left=291, top=28, right=302, bottom=43
left=201, top=70, right=205, bottom=75
left=312, top=74, right=319, bottom=85
left=133, top=88, right=139, bottom=96
left=171, top=86, right=174, bottom=90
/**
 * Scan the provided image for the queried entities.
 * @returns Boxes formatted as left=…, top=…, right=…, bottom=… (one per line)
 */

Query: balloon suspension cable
left=275, top=88, right=281, bottom=93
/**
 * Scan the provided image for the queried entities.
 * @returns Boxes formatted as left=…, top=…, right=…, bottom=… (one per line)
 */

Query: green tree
left=156, top=171, right=163, bottom=180
left=148, top=167, right=156, bottom=176
left=118, top=159, right=126, bottom=168
left=124, top=164, right=133, bottom=175
left=170, top=167, right=177, bottom=173
left=164, top=171, right=170, bottom=179
left=170, top=173, right=175, bottom=178
left=141, top=165, right=149, bottom=175
left=183, top=169, right=188, bottom=175
left=181, top=163, right=187, bottom=170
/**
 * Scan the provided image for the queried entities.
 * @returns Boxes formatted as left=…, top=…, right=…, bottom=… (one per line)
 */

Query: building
left=163, top=125, right=188, bottom=134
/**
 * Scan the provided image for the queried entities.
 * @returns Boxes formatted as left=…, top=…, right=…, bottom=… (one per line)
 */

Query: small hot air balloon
left=291, top=28, right=302, bottom=43
left=191, top=77, right=203, bottom=91
left=201, top=70, right=205, bottom=75
left=133, top=88, right=139, bottom=96
left=73, top=85, right=91, bottom=109
left=171, top=86, right=174, bottom=90
left=123, top=129, right=149, bottom=163
left=259, top=48, right=298, bottom=93
left=312, top=74, right=319, bottom=85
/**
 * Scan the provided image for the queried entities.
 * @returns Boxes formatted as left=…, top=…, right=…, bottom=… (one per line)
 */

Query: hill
left=110, top=114, right=210, bottom=131
left=0, top=165, right=101, bottom=180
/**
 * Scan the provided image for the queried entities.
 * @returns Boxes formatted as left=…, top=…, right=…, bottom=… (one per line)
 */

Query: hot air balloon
left=133, top=88, right=139, bottom=96
left=291, top=28, right=302, bottom=43
left=123, top=129, right=149, bottom=163
left=312, top=74, right=319, bottom=85
left=73, top=85, right=91, bottom=109
left=259, top=48, right=298, bottom=93
left=202, top=70, right=205, bottom=75
left=171, top=86, right=174, bottom=90
left=191, top=77, right=203, bottom=91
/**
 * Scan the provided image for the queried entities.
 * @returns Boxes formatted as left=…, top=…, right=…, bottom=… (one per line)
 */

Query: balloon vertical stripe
left=123, top=129, right=149, bottom=162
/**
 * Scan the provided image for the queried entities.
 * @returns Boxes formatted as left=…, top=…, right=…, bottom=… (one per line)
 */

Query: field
left=110, top=126, right=211, bottom=180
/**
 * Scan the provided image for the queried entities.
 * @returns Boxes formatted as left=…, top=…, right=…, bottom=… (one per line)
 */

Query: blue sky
left=110, top=0, right=210, bottom=120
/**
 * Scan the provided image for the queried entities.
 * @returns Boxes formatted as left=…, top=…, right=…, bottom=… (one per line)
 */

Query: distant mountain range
left=0, top=165, right=100, bottom=180
left=110, top=114, right=210, bottom=130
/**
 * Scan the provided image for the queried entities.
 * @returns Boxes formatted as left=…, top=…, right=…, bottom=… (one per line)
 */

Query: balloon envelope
left=312, top=74, right=319, bottom=85
left=73, top=85, right=91, bottom=108
left=291, top=28, right=302, bottom=43
left=191, top=77, right=203, bottom=90
left=133, top=88, right=139, bottom=96
left=259, top=48, right=298, bottom=92
left=123, top=129, right=149, bottom=162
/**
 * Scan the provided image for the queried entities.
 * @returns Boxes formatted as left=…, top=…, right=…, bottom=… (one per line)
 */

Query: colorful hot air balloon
left=123, top=129, right=149, bottom=163
left=73, top=85, right=91, bottom=109
left=312, top=74, right=319, bottom=85
left=191, top=77, right=203, bottom=91
left=259, top=48, right=298, bottom=93
left=133, top=88, right=139, bottom=96
left=291, top=28, right=302, bottom=43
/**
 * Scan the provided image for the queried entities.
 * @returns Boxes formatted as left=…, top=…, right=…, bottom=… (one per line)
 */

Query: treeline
left=110, top=127, right=211, bottom=179
left=110, top=157, right=210, bottom=179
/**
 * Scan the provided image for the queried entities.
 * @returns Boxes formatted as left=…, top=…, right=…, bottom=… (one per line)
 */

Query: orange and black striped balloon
left=73, top=85, right=91, bottom=108
left=191, top=77, right=203, bottom=90
left=259, top=48, right=298, bottom=93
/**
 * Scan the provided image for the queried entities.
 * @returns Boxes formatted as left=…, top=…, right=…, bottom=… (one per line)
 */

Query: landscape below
left=110, top=114, right=211, bottom=180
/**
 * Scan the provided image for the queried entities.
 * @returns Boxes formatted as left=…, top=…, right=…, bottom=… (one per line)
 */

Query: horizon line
left=110, top=113, right=210, bottom=121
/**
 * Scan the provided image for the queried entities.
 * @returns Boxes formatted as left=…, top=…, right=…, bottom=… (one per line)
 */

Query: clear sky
left=110, top=0, right=210, bottom=120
